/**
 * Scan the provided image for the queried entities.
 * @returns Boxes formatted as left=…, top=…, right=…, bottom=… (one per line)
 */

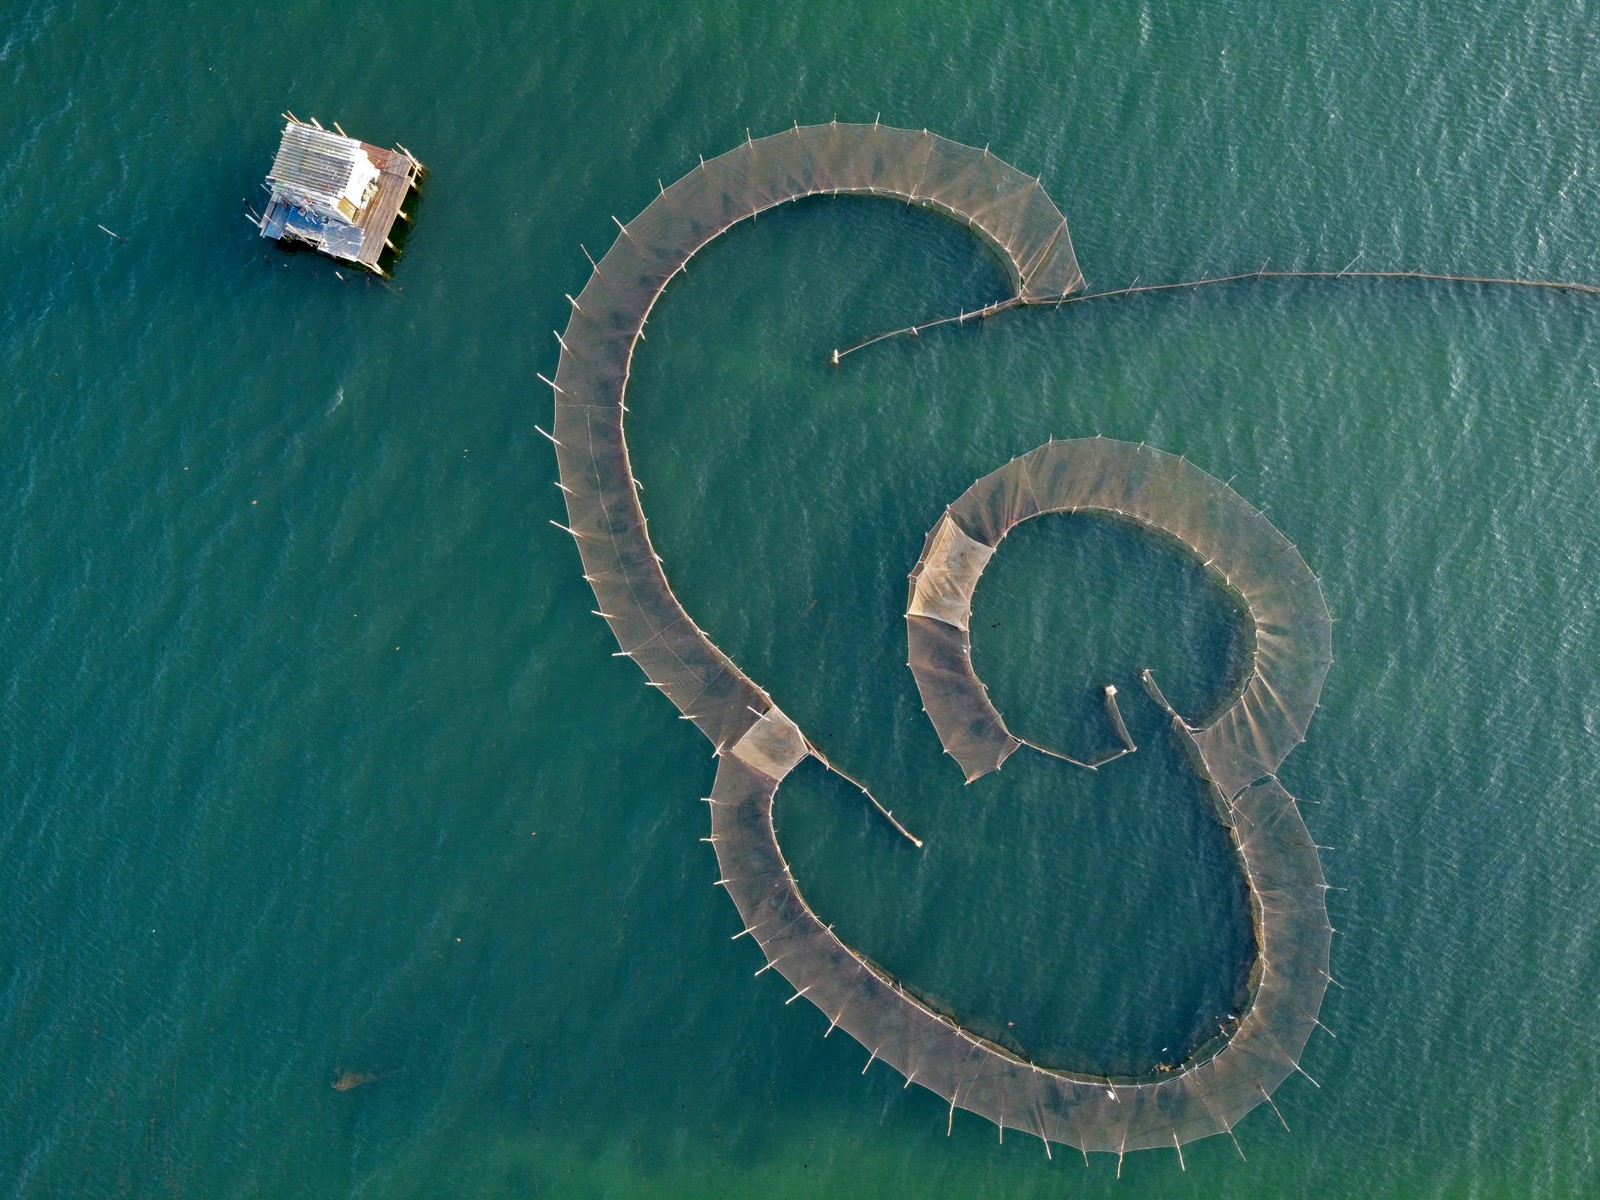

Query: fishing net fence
left=546, top=122, right=1333, bottom=1162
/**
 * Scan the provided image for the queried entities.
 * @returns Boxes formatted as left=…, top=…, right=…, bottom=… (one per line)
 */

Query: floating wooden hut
left=256, top=115, right=421, bottom=275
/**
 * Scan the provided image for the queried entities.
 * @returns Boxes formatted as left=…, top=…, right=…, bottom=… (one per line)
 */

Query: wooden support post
left=1259, top=1084, right=1291, bottom=1130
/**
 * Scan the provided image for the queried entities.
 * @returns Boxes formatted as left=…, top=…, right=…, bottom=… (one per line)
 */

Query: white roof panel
left=265, top=122, right=365, bottom=208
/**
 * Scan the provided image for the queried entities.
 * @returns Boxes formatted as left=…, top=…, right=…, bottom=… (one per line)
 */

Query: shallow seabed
left=2, top=2, right=1598, bottom=1196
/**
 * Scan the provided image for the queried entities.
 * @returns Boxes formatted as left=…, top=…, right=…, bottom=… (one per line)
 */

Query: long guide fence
left=834, top=267, right=1600, bottom=361
left=549, top=122, right=1332, bottom=1160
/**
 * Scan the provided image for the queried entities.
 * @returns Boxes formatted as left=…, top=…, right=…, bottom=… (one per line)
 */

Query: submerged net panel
left=905, top=614, right=1021, bottom=780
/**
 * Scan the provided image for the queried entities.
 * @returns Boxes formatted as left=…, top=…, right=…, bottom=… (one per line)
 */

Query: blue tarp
left=259, top=198, right=365, bottom=261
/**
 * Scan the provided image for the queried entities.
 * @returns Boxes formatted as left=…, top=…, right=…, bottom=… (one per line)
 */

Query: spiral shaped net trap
left=547, top=122, right=1333, bottom=1162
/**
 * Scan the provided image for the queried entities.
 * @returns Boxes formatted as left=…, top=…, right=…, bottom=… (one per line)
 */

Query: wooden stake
left=1259, top=1084, right=1290, bottom=1131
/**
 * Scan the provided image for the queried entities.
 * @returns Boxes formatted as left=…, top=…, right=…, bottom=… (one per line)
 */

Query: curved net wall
left=551, top=122, right=1081, bottom=765
left=709, top=762, right=1331, bottom=1159
left=550, top=124, right=1333, bottom=1160
left=907, top=437, right=1333, bottom=797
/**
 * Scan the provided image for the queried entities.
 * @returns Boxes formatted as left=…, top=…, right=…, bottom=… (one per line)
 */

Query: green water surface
left=2, top=2, right=1598, bottom=1197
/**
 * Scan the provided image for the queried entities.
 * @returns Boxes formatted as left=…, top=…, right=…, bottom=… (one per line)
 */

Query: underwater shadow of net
left=546, top=121, right=1333, bottom=1161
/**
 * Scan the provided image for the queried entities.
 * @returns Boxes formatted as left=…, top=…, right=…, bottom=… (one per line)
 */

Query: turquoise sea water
left=3, top=2, right=1599, bottom=1196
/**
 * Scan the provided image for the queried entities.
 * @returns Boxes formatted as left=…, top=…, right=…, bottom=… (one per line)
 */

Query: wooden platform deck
left=353, top=145, right=421, bottom=271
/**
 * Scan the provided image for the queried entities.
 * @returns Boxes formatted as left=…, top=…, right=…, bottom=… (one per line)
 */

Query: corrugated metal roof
left=265, top=122, right=363, bottom=205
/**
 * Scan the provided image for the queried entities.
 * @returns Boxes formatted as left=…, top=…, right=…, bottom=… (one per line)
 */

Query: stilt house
left=256, top=117, right=421, bottom=274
